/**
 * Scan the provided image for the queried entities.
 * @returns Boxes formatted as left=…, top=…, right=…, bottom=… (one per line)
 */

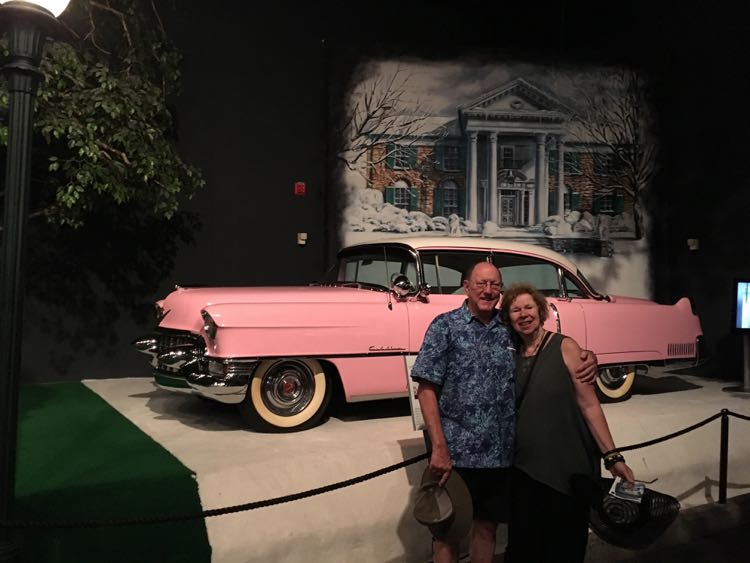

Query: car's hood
left=157, top=285, right=391, bottom=331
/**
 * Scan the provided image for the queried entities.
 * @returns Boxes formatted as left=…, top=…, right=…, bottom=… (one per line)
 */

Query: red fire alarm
left=294, top=181, right=306, bottom=196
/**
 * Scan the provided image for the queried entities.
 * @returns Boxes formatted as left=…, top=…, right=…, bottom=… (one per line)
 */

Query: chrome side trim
left=548, top=302, right=561, bottom=333
left=556, top=267, right=567, bottom=299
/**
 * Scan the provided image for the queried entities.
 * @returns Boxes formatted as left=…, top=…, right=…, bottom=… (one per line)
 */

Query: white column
left=534, top=133, right=547, bottom=224
left=527, top=187, right=534, bottom=226
left=468, top=131, right=478, bottom=227
left=557, top=136, right=566, bottom=217
left=489, top=132, right=498, bottom=224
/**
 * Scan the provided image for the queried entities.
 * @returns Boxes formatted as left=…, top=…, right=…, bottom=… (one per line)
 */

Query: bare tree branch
left=568, top=69, right=656, bottom=238
left=96, top=141, right=132, bottom=166
left=337, top=66, right=440, bottom=184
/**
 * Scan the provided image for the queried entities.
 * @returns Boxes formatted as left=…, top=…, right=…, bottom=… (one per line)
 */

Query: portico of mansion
left=462, top=129, right=568, bottom=227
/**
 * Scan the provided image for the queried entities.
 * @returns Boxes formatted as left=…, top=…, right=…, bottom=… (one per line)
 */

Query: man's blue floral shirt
left=410, top=301, right=516, bottom=468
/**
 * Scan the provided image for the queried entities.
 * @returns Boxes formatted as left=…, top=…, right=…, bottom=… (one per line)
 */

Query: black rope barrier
left=617, top=412, right=723, bottom=453
left=728, top=409, right=750, bottom=422
left=3, top=407, right=750, bottom=529
left=0, top=452, right=428, bottom=529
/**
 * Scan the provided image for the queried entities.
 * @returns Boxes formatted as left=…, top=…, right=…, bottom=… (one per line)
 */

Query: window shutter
left=408, top=146, right=418, bottom=167
left=386, top=143, right=395, bottom=169
left=592, top=196, right=601, bottom=214
left=385, top=186, right=395, bottom=204
left=614, top=193, right=625, bottom=214
left=571, top=191, right=580, bottom=210
left=434, top=183, right=444, bottom=215
left=435, top=145, right=445, bottom=171
left=409, top=187, right=418, bottom=211
left=548, top=190, right=557, bottom=215
left=458, top=184, right=466, bottom=217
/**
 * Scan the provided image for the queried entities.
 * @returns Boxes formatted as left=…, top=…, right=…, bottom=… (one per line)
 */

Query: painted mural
left=336, top=59, right=657, bottom=298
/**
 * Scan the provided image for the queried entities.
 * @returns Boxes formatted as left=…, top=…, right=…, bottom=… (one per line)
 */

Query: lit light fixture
left=0, top=0, right=70, bottom=17
left=0, top=0, right=71, bottom=559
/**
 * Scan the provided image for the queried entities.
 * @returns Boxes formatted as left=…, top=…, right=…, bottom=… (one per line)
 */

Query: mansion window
left=442, top=181, right=459, bottom=215
left=394, top=180, right=413, bottom=210
left=564, top=152, right=582, bottom=175
left=394, top=186, right=411, bottom=209
left=500, top=145, right=515, bottom=169
left=385, top=179, right=417, bottom=211
left=593, top=153, right=615, bottom=176
left=597, top=194, right=615, bottom=213
left=442, top=145, right=460, bottom=171
left=388, top=144, right=418, bottom=170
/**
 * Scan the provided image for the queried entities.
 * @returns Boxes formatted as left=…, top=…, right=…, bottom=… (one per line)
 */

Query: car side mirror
left=390, top=274, right=415, bottom=299
left=418, top=283, right=431, bottom=300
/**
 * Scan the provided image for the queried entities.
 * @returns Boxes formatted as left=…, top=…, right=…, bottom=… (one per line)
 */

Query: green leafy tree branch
left=0, top=0, right=205, bottom=375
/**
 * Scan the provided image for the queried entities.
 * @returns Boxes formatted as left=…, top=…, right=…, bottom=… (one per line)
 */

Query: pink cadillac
left=133, top=237, right=703, bottom=432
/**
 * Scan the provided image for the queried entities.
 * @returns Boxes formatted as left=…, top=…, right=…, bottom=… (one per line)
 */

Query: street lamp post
left=0, top=1, right=69, bottom=560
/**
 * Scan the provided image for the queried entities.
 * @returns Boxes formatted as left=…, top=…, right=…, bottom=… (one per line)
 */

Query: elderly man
left=411, top=261, right=598, bottom=563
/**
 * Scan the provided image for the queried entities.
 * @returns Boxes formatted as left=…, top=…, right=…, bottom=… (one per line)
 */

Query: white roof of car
left=345, top=236, right=579, bottom=273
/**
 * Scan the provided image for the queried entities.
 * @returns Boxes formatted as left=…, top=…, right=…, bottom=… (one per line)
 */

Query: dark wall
left=21, top=1, right=750, bottom=380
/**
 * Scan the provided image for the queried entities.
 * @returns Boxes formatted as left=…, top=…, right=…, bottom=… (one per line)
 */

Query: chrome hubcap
left=261, top=360, right=315, bottom=416
left=598, top=367, right=630, bottom=390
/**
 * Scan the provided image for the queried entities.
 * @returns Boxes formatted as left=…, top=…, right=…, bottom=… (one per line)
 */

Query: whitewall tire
left=239, top=358, right=331, bottom=432
left=596, top=366, right=636, bottom=403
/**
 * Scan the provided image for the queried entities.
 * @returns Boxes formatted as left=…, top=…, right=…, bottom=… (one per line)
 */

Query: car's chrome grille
left=667, top=342, right=695, bottom=358
left=156, top=332, right=205, bottom=353
left=134, top=330, right=206, bottom=373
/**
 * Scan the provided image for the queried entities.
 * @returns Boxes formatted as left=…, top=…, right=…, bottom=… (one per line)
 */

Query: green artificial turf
left=13, top=382, right=211, bottom=563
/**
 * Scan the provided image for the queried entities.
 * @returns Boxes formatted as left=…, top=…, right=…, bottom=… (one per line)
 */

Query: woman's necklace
left=523, top=328, right=546, bottom=358
left=518, top=328, right=547, bottom=384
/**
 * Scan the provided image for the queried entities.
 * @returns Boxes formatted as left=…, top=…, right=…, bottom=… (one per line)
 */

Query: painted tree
left=336, top=64, right=446, bottom=185
left=569, top=69, right=656, bottom=239
left=0, top=0, right=203, bottom=371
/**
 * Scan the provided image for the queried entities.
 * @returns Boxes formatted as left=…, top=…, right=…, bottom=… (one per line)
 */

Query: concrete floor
left=84, top=366, right=750, bottom=562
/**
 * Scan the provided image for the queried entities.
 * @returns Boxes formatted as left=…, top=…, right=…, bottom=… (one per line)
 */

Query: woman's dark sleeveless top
left=514, top=332, right=600, bottom=496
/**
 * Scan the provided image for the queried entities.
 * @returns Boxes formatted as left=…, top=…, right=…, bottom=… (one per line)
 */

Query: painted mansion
left=367, top=78, right=631, bottom=228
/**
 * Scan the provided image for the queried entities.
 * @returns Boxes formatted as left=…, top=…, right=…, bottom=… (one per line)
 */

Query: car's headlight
left=155, top=302, right=169, bottom=322
left=201, top=310, right=217, bottom=340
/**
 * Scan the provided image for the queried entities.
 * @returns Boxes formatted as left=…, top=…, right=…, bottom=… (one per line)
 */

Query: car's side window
left=337, top=247, right=417, bottom=289
left=493, top=253, right=561, bottom=296
left=419, top=251, right=492, bottom=294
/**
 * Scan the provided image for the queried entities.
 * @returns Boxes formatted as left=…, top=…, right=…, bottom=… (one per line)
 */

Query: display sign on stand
left=404, top=355, right=424, bottom=431
left=726, top=279, right=750, bottom=393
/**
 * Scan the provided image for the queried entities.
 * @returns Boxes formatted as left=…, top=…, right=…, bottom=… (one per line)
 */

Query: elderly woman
left=500, top=282, right=634, bottom=563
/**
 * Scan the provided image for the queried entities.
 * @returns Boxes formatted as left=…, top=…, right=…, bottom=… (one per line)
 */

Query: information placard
left=404, top=355, right=424, bottom=431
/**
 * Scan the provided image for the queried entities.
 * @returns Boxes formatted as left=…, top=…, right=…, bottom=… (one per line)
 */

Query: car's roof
left=343, top=236, right=579, bottom=272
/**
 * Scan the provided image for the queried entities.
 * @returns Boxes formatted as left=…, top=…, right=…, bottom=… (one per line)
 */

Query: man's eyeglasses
left=470, top=280, right=502, bottom=290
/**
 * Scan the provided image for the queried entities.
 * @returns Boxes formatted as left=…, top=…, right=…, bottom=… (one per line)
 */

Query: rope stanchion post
left=719, top=409, right=729, bottom=504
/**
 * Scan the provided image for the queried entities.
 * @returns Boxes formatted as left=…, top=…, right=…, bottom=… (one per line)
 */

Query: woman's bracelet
left=603, top=452, right=625, bottom=469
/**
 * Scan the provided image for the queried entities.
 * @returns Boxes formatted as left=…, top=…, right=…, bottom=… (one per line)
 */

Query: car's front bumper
left=133, top=330, right=258, bottom=404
